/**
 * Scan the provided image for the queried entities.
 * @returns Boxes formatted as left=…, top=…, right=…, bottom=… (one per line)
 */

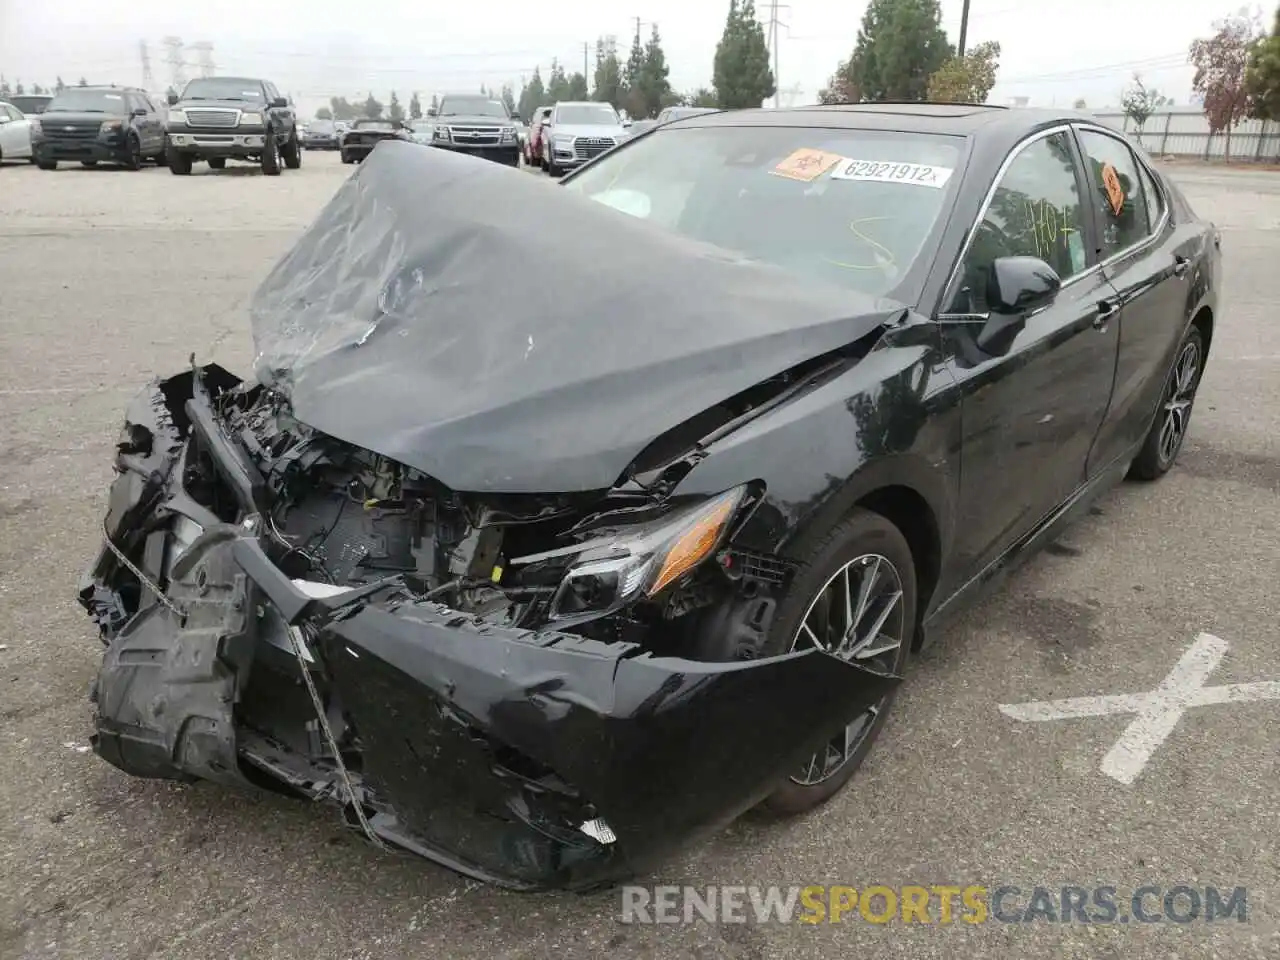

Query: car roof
left=68, top=85, right=143, bottom=93
left=555, top=101, right=606, bottom=107
left=668, top=102, right=1122, bottom=157
left=190, top=76, right=264, bottom=85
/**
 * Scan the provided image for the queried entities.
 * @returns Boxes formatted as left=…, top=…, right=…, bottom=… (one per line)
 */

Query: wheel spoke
left=788, top=551, right=905, bottom=787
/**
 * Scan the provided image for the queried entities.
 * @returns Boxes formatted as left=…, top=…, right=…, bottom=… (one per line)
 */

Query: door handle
left=1092, top=300, right=1119, bottom=329
left=1173, top=255, right=1191, bottom=278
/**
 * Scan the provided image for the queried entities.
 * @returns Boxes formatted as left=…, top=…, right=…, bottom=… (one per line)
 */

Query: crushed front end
left=78, top=365, right=898, bottom=890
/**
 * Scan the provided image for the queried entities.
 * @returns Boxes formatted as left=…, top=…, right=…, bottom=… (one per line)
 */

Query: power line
left=1001, top=53, right=1188, bottom=84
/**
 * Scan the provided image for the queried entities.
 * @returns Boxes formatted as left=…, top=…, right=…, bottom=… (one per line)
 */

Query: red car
left=526, top=106, right=553, bottom=168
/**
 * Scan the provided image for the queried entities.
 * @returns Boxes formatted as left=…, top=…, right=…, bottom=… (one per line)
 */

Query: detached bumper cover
left=79, top=368, right=900, bottom=890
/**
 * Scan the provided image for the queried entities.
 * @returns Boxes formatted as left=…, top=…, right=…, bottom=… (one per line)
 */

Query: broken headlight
left=548, top=485, right=747, bottom=622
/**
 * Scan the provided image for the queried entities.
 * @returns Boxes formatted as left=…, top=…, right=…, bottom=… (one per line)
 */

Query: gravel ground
left=0, top=151, right=1276, bottom=960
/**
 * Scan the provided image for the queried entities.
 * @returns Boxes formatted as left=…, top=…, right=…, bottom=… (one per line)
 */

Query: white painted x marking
left=998, top=633, right=1280, bottom=784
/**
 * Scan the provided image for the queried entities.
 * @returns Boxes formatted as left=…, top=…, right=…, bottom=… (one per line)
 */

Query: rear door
left=939, top=127, right=1122, bottom=582
left=1073, top=125, right=1197, bottom=475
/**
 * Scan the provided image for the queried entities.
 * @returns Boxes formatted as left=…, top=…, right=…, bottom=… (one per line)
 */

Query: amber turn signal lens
left=649, top=498, right=736, bottom=596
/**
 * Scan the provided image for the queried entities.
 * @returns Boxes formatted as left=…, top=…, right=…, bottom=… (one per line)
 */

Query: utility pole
left=139, top=40, right=153, bottom=90
left=584, top=41, right=589, bottom=80
left=957, top=0, right=972, bottom=56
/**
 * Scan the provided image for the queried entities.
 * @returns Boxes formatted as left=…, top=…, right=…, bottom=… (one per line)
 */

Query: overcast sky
left=0, top=0, right=1252, bottom=115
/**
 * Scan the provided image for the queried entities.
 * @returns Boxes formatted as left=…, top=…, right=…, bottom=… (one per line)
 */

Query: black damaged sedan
left=80, top=104, right=1220, bottom=890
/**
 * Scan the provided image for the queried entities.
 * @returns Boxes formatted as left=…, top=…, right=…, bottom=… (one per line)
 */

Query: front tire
left=167, top=147, right=192, bottom=175
left=261, top=134, right=282, bottom=176
left=1128, top=325, right=1205, bottom=481
left=341, top=150, right=355, bottom=164
left=37, top=157, right=57, bottom=171
left=207, top=157, right=226, bottom=170
left=282, top=131, right=302, bottom=169
left=122, top=135, right=143, bottom=170
left=758, top=508, right=916, bottom=817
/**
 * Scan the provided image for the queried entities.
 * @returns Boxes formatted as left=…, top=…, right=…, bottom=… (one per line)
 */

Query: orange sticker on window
left=1101, top=162, right=1125, bottom=216
left=771, top=148, right=844, bottom=182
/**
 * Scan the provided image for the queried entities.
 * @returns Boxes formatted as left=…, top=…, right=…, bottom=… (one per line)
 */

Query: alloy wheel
left=787, top=553, right=906, bottom=786
left=1158, top=339, right=1201, bottom=466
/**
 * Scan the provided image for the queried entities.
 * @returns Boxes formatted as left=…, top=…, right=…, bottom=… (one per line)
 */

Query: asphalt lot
left=1, top=150, right=1277, bottom=960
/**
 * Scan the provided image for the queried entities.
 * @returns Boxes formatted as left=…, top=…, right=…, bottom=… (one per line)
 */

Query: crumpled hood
left=249, top=140, right=903, bottom=494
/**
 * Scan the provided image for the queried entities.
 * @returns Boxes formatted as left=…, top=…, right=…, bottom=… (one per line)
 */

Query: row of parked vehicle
left=521, top=102, right=717, bottom=176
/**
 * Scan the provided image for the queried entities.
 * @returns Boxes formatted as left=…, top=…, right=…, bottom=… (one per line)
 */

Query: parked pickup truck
left=165, top=76, right=299, bottom=176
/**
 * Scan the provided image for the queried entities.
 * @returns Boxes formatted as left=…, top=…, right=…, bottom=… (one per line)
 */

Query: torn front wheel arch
left=319, top=598, right=900, bottom=890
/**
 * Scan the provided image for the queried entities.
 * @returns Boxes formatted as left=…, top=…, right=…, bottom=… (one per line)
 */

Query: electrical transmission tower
left=765, top=2, right=791, bottom=107
left=191, top=41, right=216, bottom=78
left=139, top=40, right=153, bottom=89
left=163, top=36, right=186, bottom=90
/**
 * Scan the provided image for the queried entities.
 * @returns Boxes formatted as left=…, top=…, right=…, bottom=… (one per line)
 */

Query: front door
left=938, top=127, right=1122, bottom=583
left=1074, top=126, right=1198, bottom=475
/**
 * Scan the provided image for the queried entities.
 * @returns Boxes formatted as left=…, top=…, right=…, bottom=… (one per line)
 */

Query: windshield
left=354, top=119, right=396, bottom=131
left=45, top=89, right=128, bottom=113
left=438, top=97, right=509, bottom=118
left=181, top=78, right=265, bottom=102
left=309, top=120, right=336, bottom=133
left=562, top=125, right=963, bottom=299
left=555, top=104, right=619, bottom=125
left=10, top=95, right=52, bottom=115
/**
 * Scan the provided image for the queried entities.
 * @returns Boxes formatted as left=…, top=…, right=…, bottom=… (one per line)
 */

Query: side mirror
left=977, top=256, right=1060, bottom=355
left=131, top=107, right=147, bottom=118
left=271, top=97, right=288, bottom=109
left=167, top=93, right=179, bottom=106
left=622, top=119, right=632, bottom=127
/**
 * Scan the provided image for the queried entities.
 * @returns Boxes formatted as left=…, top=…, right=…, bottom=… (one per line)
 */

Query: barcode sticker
left=830, top=159, right=954, bottom=188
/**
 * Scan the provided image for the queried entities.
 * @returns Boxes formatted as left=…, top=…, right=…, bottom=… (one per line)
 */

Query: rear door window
left=1075, top=129, right=1155, bottom=258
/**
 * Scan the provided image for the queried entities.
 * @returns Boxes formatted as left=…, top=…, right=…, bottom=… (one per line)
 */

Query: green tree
left=566, top=72, right=590, bottom=100
left=688, top=86, right=719, bottom=107
left=363, top=91, right=384, bottom=119
left=1073, top=97, right=1088, bottom=109
left=836, top=0, right=952, bottom=102
left=592, top=36, right=624, bottom=106
left=926, top=40, right=1001, bottom=102
left=0, top=77, right=9, bottom=98
left=55, top=76, right=65, bottom=92
left=635, top=24, right=675, bottom=116
left=1190, top=11, right=1264, bottom=160
left=622, top=29, right=647, bottom=115
left=547, top=59, right=571, bottom=101
left=31, top=83, right=44, bottom=95
left=713, top=0, right=776, bottom=109
left=409, top=91, right=422, bottom=120
left=315, top=106, right=333, bottom=120
left=388, top=90, right=404, bottom=122
left=329, top=96, right=359, bottom=122
left=1120, top=73, right=1169, bottom=133
left=14, top=80, right=24, bottom=95
left=1246, top=4, right=1280, bottom=120
left=518, top=69, right=546, bottom=119
left=429, top=93, right=439, bottom=114
left=77, top=77, right=87, bottom=86
left=500, top=82, right=516, bottom=115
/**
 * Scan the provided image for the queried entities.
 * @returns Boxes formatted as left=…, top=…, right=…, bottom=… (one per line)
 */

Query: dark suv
left=31, top=86, right=167, bottom=170
left=420, top=94, right=522, bottom=166
left=165, top=76, right=299, bottom=176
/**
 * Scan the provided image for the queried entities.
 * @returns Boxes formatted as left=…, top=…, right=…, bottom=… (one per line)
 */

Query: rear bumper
left=79, top=366, right=899, bottom=890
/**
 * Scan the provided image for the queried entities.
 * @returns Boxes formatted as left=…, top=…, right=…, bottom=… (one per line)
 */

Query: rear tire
left=1127, top=325, right=1205, bottom=481
left=37, top=157, right=57, bottom=171
left=207, top=157, right=226, bottom=170
left=757, top=508, right=916, bottom=817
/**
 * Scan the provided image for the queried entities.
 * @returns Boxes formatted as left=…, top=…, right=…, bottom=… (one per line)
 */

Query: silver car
left=540, top=101, right=629, bottom=176
left=0, top=99, right=34, bottom=162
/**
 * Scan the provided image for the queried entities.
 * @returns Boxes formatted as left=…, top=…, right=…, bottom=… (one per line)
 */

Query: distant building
left=1007, top=96, right=1030, bottom=108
